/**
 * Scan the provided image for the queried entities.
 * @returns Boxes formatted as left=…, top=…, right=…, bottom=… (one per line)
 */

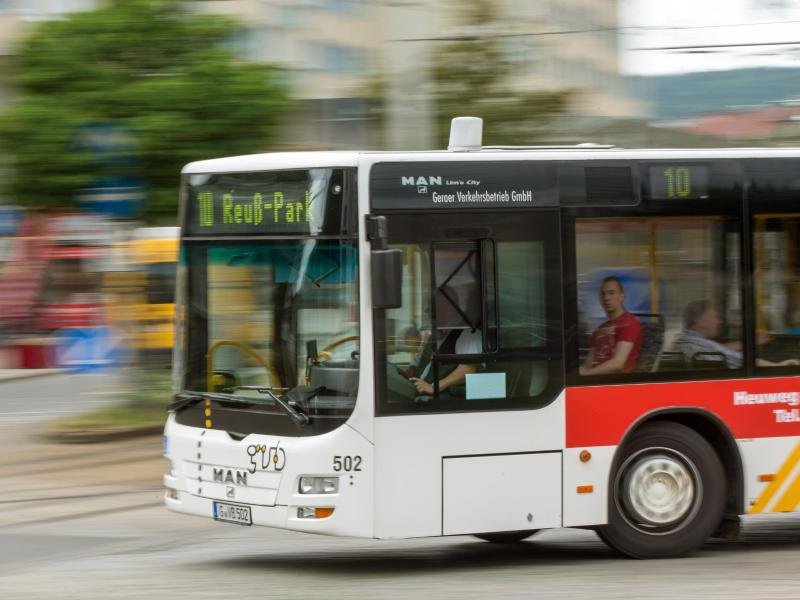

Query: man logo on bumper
left=226, top=486, right=235, bottom=498
left=213, top=468, right=248, bottom=486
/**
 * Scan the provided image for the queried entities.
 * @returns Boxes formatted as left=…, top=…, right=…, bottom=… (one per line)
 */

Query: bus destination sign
left=195, top=189, right=311, bottom=229
left=370, top=162, right=557, bottom=211
left=184, top=169, right=346, bottom=236
left=648, top=165, right=710, bottom=200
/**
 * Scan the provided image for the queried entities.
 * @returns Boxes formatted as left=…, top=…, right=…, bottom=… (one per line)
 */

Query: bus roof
left=182, top=147, right=800, bottom=175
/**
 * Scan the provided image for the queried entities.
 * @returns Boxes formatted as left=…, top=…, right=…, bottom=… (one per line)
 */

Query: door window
left=376, top=213, right=562, bottom=414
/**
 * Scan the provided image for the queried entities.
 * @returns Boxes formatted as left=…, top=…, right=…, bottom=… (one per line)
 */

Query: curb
left=41, top=424, right=164, bottom=444
left=0, top=369, right=68, bottom=383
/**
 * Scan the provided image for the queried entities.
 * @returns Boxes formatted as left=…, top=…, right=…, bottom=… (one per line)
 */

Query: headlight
left=298, top=476, right=339, bottom=494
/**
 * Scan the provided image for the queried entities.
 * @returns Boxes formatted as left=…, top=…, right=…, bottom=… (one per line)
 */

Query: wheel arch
left=610, top=408, right=744, bottom=524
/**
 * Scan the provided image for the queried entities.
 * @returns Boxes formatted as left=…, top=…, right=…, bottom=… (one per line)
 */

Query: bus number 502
left=333, top=455, right=362, bottom=472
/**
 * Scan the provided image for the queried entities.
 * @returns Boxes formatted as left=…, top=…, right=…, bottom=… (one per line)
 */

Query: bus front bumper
left=162, top=417, right=374, bottom=538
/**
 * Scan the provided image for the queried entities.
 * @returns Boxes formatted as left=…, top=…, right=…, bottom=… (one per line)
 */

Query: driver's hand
left=409, top=377, right=433, bottom=395
left=780, top=359, right=800, bottom=366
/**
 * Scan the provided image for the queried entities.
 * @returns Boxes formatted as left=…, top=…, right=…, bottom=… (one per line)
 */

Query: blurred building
left=665, top=104, right=800, bottom=145
left=0, top=0, right=647, bottom=150
left=380, top=0, right=648, bottom=148
left=524, top=1, right=646, bottom=119
left=195, top=0, right=383, bottom=150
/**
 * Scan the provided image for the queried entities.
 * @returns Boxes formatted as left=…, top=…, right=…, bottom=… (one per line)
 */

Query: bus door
left=370, top=209, right=565, bottom=538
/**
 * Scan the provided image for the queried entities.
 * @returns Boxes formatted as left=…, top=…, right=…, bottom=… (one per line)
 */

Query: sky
left=619, top=0, right=800, bottom=75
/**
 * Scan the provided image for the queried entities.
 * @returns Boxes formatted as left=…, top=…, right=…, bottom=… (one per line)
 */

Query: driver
left=409, top=326, right=480, bottom=396
left=387, top=284, right=481, bottom=400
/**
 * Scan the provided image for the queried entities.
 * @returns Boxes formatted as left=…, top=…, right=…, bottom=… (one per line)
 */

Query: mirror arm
left=366, top=215, right=389, bottom=250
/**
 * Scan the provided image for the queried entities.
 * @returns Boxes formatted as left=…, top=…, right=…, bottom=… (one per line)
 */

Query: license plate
left=213, top=501, right=252, bottom=526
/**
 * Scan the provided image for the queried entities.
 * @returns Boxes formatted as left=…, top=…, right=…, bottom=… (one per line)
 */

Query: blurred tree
left=431, top=0, right=570, bottom=146
left=0, top=0, right=288, bottom=221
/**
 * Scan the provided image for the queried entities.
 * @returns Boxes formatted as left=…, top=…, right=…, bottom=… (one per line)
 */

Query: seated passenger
left=580, top=276, right=643, bottom=375
left=672, top=299, right=799, bottom=368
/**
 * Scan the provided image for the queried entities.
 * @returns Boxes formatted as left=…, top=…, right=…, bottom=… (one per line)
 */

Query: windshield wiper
left=169, top=391, right=274, bottom=412
left=169, top=391, right=308, bottom=428
left=168, top=393, right=205, bottom=412
left=285, top=385, right=326, bottom=408
left=233, top=386, right=310, bottom=427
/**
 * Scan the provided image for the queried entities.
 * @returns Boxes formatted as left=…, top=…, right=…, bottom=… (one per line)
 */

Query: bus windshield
left=173, top=166, right=359, bottom=436
left=174, top=239, right=359, bottom=435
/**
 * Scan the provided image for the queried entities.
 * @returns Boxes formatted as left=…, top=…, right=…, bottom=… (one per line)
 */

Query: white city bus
left=164, top=118, right=800, bottom=558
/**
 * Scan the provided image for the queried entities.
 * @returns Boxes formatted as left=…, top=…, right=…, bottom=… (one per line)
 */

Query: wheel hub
left=622, top=451, right=697, bottom=528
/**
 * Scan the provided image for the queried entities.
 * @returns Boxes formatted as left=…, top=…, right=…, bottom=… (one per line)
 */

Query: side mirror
left=371, top=248, right=402, bottom=309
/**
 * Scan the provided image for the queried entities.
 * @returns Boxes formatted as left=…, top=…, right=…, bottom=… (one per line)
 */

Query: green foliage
left=0, top=0, right=288, bottom=220
left=431, top=0, right=569, bottom=146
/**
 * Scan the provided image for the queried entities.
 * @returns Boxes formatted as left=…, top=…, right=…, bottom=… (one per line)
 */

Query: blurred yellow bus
left=125, top=227, right=178, bottom=361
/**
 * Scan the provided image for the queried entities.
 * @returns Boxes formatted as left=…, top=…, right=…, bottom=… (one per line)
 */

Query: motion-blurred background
left=0, top=0, right=799, bottom=415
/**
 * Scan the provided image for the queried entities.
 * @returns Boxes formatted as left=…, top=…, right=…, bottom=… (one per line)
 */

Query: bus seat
left=632, top=313, right=664, bottom=373
left=691, top=351, right=728, bottom=370
left=500, top=360, right=534, bottom=398
left=655, top=351, right=687, bottom=372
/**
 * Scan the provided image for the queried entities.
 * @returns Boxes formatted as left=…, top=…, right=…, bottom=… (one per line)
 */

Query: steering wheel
left=317, top=335, right=360, bottom=362
left=206, top=339, right=282, bottom=391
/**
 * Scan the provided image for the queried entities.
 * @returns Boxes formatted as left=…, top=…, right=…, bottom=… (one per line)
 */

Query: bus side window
left=753, top=216, right=800, bottom=368
left=575, top=218, right=742, bottom=376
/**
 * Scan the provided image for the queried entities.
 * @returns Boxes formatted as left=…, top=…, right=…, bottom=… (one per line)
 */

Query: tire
left=597, top=421, right=726, bottom=559
left=474, top=530, right=538, bottom=543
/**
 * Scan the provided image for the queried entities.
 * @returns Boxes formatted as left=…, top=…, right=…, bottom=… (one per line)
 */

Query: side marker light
left=297, top=506, right=335, bottom=519
left=577, top=485, right=594, bottom=494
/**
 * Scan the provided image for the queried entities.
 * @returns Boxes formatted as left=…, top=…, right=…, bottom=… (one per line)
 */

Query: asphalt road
left=0, top=372, right=124, bottom=423
left=2, top=374, right=800, bottom=599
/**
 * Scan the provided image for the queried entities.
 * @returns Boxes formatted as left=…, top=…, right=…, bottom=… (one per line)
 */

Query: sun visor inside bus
left=217, top=245, right=357, bottom=284
left=558, top=164, right=639, bottom=207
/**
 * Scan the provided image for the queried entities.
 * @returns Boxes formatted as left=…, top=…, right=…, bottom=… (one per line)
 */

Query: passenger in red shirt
left=580, top=276, right=643, bottom=375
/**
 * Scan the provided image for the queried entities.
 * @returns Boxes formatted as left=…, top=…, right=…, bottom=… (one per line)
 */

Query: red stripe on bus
left=565, top=377, right=800, bottom=448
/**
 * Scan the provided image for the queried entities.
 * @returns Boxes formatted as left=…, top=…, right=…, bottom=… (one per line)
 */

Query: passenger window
left=575, top=218, right=742, bottom=375
left=753, top=216, right=800, bottom=368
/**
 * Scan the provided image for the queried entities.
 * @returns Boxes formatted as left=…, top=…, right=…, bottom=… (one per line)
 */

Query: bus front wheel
left=598, top=421, right=725, bottom=559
